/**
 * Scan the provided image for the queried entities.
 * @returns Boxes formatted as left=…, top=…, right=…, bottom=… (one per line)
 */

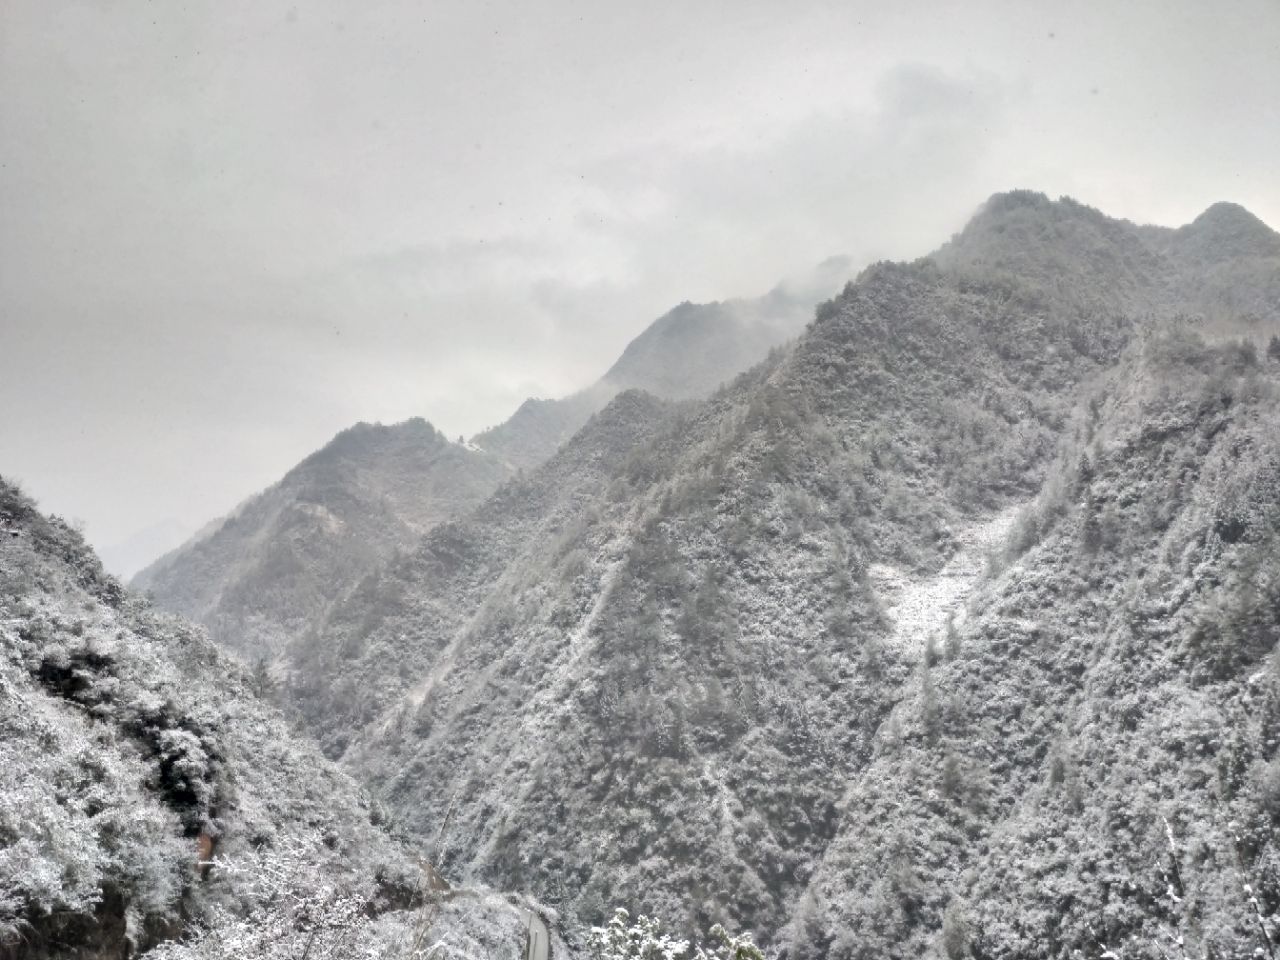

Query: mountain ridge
left=132, top=416, right=511, bottom=660
left=273, top=192, right=1279, bottom=954
left=56, top=189, right=1280, bottom=958
left=134, top=259, right=847, bottom=668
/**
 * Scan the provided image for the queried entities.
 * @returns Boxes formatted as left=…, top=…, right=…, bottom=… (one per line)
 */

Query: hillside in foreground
left=0, top=477, right=545, bottom=959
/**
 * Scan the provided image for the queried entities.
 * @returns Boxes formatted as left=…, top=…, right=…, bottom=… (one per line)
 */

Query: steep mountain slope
left=107, top=191, right=1279, bottom=957
left=783, top=336, right=1280, bottom=960
left=284, top=193, right=1279, bottom=953
left=469, top=385, right=617, bottom=476
left=272, top=194, right=1185, bottom=942
left=1157, top=201, right=1280, bottom=328
left=929, top=190, right=1175, bottom=315
left=133, top=419, right=511, bottom=659
left=287, top=388, right=679, bottom=758
left=599, top=291, right=817, bottom=401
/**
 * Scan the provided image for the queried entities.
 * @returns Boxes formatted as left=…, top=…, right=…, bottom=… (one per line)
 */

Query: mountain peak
left=298, top=416, right=447, bottom=471
left=1182, top=198, right=1274, bottom=244
left=976, top=187, right=1053, bottom=214
left=1192, top=200, right=1268, bottom=227
left=1177, top=200, right=1280, bottom=258
left=967, top=189, right=1118, bottom=229
left=927, top=190, right=1163, bottom=314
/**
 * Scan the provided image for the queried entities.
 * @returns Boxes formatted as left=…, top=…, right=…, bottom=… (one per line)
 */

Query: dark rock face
left=3, top=886, right=183, bottom=960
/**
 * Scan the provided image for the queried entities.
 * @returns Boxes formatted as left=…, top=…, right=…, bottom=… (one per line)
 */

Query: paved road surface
left=524, top=910, right=550, bottom=960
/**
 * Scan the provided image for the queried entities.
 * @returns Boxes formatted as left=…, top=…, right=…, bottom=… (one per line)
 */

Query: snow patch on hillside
left=869, top=504, right=1023, bottom=653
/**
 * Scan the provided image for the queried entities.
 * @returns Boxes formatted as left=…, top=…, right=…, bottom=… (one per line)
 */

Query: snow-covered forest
left=4, top=190, right=1280, bottom=958
left=4, top=3, right=1280, bottom=957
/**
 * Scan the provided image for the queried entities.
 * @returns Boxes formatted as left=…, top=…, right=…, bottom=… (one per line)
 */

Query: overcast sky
left=2, top=0, right=1278, bottom=569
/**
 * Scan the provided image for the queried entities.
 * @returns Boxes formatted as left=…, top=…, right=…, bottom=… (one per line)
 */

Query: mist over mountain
left=473, top=257, right=848, bottom=472
left=132, top=418, right=511, bottom=660
left=99, top=519, right=195, bottom=581
left=601, top=258, right=853, bottom=401
left=6, top=1, right=1280, bottom=957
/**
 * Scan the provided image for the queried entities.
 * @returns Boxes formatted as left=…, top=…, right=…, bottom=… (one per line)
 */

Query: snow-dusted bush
left=588, top=908, right=764, bottom=960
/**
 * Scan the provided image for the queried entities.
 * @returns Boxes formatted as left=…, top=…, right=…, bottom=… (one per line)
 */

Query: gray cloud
left=1, top=0, right=1277, bottom=562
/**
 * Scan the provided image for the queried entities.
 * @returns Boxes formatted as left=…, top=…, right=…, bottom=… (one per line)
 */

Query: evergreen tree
left=941, top=901, right=971, bottom=959
left=1081, top=492, right=1103, bottom=553
left=250, top=655, right=277, bottom=701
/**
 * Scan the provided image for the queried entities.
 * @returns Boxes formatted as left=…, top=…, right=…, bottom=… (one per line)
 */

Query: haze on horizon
left=2, top=0, right=1278, bottom=574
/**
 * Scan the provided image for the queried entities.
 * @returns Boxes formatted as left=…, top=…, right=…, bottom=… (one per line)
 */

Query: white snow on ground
left=869, top=504, right=1023, bottom=653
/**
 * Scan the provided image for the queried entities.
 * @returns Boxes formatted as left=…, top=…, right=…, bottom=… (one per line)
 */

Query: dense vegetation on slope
left=599, top=288, right=822, bottom=402
left=784, top=332, right=1280, bottom=960
left=1156, top=202, right=1280, bottom=327
left=470, top=387, right=616, bottom=475
left=137, top=263, right=837, bottom=675
left=278, top=194, right=1235, bottom=949
left=265, top=193, right=1279, bottom=956
left=288, top=389, right=678, bottom=758
left=0, top=477, right=538, bottom=959
left=132, top=419, right=511, bottom=659
left=57, top=191, right=1277, bottom=958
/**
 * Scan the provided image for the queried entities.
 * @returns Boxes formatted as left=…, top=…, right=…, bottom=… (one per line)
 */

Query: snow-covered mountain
left=134, top=262, right=845, bottom=667
left=132, top=418, right=512, bottom=660
left=281, top=192, right=1280, bottom=956
left=11, top=191, right=1280, bottom=958
left=473, top=258, right=849, bottom=471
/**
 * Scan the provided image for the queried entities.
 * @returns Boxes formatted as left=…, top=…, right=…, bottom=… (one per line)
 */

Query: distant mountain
left=1151, top=200, right=1280, bottom=327
left=469, top=384, right=616, bottom=475
left=132, top=418, right=511, bottom=659
left=279, top=192, right=1280, bottom=955
left=601, top=259, right=850, bottom=400
left=137, top=259, right=849, bottom=662
left=0, top=476, right=544, bottom=959
left=290, top=387, right=680, bottom=759
left=472, top=256, right=850, bottom=471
